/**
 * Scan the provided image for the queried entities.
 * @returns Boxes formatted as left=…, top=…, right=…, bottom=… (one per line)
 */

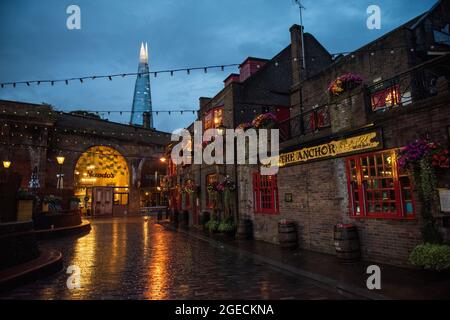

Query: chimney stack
left=290, top=24, right=305, bottom=85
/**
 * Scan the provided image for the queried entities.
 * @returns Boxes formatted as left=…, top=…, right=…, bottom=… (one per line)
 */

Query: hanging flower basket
left=207, top=181, right=220, bottom=194
left=328, top=73, right=363, bottom=96
left=183, top=181, right=198, bottom=194
left=217, top=176, right=236, bottom=192
left=236, top=122, right=254, bottom=131
left=398, top=139, right=449, bottom=171
left=252, top=113, right=277, bottom=129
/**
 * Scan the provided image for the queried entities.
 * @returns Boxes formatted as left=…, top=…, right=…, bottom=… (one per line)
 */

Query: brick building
left=0, top=100, right=169, bottom=220
left=166, top=30, right=332, bottom=225
left=167, top=0, right=450, bottom=266
left=238, top=0, right=450, bottom=266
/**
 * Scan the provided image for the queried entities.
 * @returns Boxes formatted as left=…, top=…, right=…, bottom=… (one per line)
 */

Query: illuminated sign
left=87, top=171, right=115, bottom=179
left=279, top=131, right=382, bottom=167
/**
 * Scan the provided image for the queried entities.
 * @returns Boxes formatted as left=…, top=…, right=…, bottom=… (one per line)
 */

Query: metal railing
left=367, top=54, right=450, bottom=113
left=278, top=105, right=331, bottom=142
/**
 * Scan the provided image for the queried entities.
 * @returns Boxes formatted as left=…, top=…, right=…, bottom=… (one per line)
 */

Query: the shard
left=130, top=42, right=153, bottom=127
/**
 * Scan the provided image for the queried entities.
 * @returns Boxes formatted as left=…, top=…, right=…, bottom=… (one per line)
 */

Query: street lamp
left=216, top=124, right=226, bottom=136
left=160, top=157, right=167, bottom=163
left=56, top=156, right=65, bottom=165
left=56, top=155, right=65, bottom=189
left=3, top=160, right=11, bottom=169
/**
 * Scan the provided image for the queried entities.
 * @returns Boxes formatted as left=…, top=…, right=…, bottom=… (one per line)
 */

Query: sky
left=0, top=0, right=437, bottom=133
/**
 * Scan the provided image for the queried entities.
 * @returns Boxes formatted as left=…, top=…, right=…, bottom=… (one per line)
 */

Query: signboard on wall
left=279, top=130, right=383, bottom=167
left=438, top=189, right=450, bottom=213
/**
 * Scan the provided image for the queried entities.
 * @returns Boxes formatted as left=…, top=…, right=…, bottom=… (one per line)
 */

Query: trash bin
left=334, top=224, right=360, bottom=262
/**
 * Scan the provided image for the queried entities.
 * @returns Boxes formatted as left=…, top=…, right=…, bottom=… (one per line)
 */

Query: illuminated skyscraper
left=130, top=42, right=153, bottom=127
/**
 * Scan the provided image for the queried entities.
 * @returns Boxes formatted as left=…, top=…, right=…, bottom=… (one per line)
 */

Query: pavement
left=0, top=216, right=355, bottom=300
left=165, top=222, right=450, bottom=300
left=2, top=216, right=448, bottom=300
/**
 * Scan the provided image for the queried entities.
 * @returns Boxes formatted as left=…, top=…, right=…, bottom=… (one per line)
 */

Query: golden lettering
left=279, top=132, right=380, bottom=167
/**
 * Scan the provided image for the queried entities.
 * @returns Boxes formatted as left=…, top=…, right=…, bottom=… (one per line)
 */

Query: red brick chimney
left=238, top=57, right=268, bottom=82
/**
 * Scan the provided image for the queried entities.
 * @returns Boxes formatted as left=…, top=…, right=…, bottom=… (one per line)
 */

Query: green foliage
left=409, top=243, right=450, bottom=271
left=205, top=218, right=220, bottom=233
left=410, top=157, right=443, bottom=244
left=218, top=219, right=236, bottom=233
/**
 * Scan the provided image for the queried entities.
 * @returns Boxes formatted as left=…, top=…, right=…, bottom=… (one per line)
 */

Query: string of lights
left=0, top=141, right=165, bottom=161
left=0, top=64, right=240, bottom=88
left=2, top=42, right=448, bottom=89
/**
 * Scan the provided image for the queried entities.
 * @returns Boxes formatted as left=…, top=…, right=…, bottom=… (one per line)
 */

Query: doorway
left=92, top=187, right=113, bottom=216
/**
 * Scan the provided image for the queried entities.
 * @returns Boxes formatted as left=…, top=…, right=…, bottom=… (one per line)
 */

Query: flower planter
left=17, top=199, right=33, bottom=222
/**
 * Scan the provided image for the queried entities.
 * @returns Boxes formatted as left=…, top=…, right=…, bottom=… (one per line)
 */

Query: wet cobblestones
left=1, top=217, right=350, bottom=300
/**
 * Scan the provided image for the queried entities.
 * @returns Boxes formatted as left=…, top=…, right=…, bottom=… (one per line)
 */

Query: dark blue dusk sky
left=0, top=0, right=436, bottom=133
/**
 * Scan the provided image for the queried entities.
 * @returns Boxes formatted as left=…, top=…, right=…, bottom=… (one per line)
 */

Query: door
left=93, top=187, right=113, bottom=216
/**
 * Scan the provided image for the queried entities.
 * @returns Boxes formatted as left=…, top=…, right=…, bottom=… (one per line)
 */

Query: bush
left=218, top=220, right=235, bottom=233
left=409, top=243, right=450, bottom=271
left=205, top=219, right=219, bottom=233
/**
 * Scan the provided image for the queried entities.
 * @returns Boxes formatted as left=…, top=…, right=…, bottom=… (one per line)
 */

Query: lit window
left=371, top=84, right=401, bottom=112
left=204, top=107, right=223, bottom=130
left=346, top=150, right=415, bottom=219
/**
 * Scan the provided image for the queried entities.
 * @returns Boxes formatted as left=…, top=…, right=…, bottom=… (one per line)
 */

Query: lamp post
left=56, top=155, right=65, bottom=189
left=3, top=160, right=11, bottom=169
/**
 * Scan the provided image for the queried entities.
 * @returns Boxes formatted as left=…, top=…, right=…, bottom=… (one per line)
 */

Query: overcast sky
left=0, top=0, right=436, bottom=133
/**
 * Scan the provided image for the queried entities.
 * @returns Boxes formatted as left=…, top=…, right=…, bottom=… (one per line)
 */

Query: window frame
left=370, top=83, right=401, bottom=112
left=203, top=107, right=224, bottom=131
left=346, top=149, right=416, bottom=220
left=253, top=172, right=279, bottom=215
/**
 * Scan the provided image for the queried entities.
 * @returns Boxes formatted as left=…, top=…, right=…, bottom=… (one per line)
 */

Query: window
left=370, top=84, right=401, bottom=112
left=346, top=150, right=415, bottom=219
left=204, top=107, right=223, bottom=130
left=206, top=173, right=218, bottom=208
left=302, top=106, right=331, bottom=134
left=253, top=173, right=279, bottom=214
left=114, top=192, right=129, bottom=205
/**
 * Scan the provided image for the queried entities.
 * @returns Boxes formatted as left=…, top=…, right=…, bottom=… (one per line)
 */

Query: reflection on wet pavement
left=0, top=217, right=349, bottom=300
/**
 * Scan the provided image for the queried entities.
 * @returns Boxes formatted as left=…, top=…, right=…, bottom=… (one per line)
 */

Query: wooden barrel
left=334, top=224, right=360, bottom=262
left=278, top=221, right=298, bottom=249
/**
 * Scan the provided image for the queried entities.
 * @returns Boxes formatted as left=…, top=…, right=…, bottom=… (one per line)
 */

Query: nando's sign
left=87, top=170, right=115, bottom=179
left=279, top=130, right=382, bottom=167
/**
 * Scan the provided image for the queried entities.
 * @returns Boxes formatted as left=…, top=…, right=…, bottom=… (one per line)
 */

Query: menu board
left=439, top=189, right=450, bottom=213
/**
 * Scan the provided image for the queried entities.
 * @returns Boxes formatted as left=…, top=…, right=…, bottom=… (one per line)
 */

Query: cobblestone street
left=0, top=217, right=352, bottom=300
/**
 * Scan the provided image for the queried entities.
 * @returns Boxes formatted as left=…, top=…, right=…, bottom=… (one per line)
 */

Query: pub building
left=0, top=100, right=170, bottom=218
left=169, top=0, right=450, bottom=266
